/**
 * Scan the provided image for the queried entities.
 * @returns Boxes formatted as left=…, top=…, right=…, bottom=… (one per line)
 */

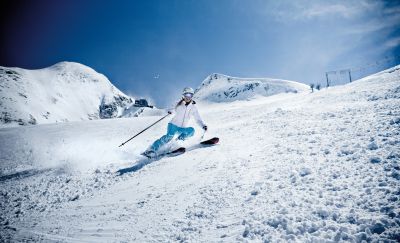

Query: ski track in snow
left=1, top=67, right=400, bottom=242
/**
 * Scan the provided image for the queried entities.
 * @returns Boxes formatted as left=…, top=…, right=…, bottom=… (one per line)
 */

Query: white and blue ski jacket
left=169, top=100, right=205, bottom=128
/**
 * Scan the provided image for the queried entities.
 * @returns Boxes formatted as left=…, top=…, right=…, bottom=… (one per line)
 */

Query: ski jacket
left=170, top=100, right=205, bottom=128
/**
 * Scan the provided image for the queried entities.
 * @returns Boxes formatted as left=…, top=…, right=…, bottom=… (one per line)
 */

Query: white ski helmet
left=182, top=87, right=194, bottom=95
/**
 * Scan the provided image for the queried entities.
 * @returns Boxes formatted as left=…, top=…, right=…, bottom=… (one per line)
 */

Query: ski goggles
left=183, top=93, right=193, bottom=98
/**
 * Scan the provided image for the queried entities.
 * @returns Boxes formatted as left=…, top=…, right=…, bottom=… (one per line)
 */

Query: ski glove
left=202, top=125, right=208, bottom=131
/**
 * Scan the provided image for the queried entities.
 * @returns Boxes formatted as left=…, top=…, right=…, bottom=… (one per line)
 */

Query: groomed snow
left=1, top=66, right=399, bottom=242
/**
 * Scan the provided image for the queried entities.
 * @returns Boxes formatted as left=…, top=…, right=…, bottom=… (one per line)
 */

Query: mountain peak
left=194, top=73, right=309, bottom=102
left=0, top=62, right=135, bottom=127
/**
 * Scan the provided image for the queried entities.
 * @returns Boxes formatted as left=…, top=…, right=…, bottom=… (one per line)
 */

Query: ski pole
left=118, top=113, right=170, bottom=147
left=200, top=129, right=207, bottom=140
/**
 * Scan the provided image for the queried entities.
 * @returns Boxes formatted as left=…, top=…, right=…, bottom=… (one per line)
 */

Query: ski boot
left=141, top=149, right=157, bottom=159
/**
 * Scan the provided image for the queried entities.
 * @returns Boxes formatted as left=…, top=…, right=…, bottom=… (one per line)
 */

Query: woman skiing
left=142, top=87, right=207, bottom=158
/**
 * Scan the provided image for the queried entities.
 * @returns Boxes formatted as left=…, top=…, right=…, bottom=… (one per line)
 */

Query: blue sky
left=1, top=0, right=399, bottom=107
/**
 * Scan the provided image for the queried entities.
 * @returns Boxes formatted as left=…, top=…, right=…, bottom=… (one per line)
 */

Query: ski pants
left=151, top=123, right=195, bottom=151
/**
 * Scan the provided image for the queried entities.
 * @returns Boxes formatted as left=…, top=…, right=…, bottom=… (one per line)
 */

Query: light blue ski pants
left=151, top=123, right=195, bottom=151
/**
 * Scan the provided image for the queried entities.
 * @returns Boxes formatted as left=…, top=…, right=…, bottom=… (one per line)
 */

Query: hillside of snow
left=0, top=62, right=158, bottom=127
left=1, top=66, right=400, bottom=242
left=194, top=73, right=309, bottom=102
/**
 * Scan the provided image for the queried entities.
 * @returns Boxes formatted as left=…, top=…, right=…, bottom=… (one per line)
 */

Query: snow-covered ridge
left=194, top=73, right=309, bottom=102
left=0, top=62, right=152, bottom=127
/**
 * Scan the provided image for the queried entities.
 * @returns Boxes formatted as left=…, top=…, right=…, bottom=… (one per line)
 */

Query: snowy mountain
left=1, top=66, right=399, bottom=242
left=194, top=73, right=309, bottom=102
left=0, top=62, right=152, bottom=127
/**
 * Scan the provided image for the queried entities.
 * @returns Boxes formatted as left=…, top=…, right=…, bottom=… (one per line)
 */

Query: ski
left=141, top=147, right=185, bottom=159
left=172, top=137, right=219, bottom=154
left=165, top=137, right=220, bottom=156
left=164, top=147, right=186, bottom=156
left=200, top=137, right=219, bottom=145
left=141, top=137, right=219, bottom=159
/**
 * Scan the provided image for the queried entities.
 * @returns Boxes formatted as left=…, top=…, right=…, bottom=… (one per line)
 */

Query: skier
left=141, top=87, right=208, bottom=158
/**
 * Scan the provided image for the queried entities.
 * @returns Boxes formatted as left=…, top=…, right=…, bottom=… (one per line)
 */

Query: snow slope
left=0, top=62, right=143, bottom=127
left=194, top=73, right=309, bottom=102
left=1, top=66, right=399, bottom=242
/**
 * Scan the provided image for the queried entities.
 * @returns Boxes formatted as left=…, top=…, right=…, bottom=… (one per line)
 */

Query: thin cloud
left=384, top=36, right=400, bottom=48
left=261, top=1, right=400, bottom=47
left=264, top=0, right=383, bottom=21
left=301, top=4, right=360, bottom=19
left=383, top=5, right=400, bottom=15
left=341, top=14, right=400, bottom=36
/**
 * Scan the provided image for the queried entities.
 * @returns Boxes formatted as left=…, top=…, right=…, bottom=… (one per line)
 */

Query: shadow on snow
left=116, top=143, right=218, bottom=176
left=0, top=168, right=63, bottom=182
left=116, top=157, right=160, bottom=176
